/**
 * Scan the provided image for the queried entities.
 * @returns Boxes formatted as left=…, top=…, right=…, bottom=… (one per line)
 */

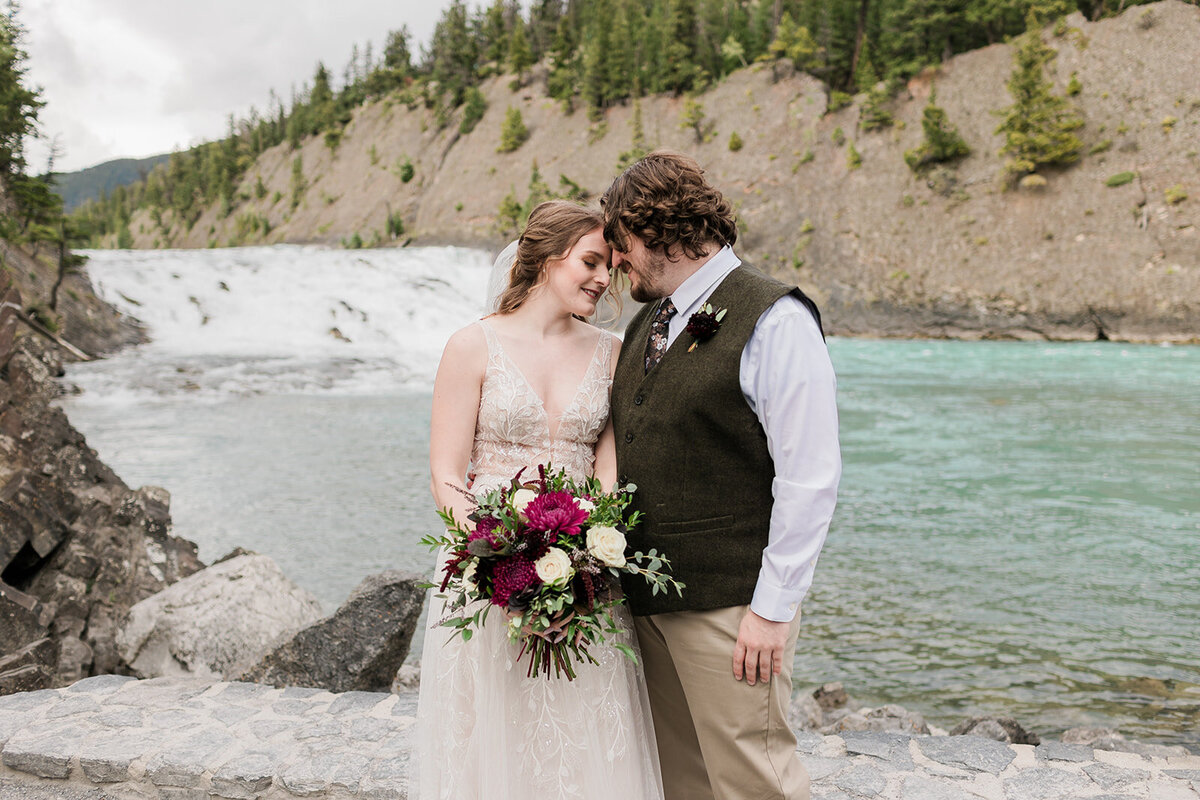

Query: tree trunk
left=850, top=0, right=871, bottom=81
left=49, top=223, right=66, bottom=311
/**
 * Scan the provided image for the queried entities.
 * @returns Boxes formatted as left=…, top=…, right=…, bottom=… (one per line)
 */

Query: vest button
left=634, top=394, right=644, bottom=405
left=619, top=475, right=628, bottom=484
left=624, top=432, right=634, bottom=443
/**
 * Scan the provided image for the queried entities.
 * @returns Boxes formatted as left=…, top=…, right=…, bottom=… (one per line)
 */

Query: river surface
left=62, top=246, right=1200, bottom=749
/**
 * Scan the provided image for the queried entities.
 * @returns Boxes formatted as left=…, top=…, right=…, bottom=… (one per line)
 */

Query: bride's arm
left=592, top=335, right=622, bottom=491
left=429, top=324, right=486, bottom=526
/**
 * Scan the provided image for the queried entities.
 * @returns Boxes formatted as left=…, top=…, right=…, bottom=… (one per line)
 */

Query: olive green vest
left=613, top=264, right=822, bottom=615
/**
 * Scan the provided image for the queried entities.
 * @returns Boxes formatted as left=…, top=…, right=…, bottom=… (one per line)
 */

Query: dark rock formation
left=0, top=281, right=203, bottom=693
left=950, top=716, right=1041, bottom=745
left=237, top=570, right=424, bottom=693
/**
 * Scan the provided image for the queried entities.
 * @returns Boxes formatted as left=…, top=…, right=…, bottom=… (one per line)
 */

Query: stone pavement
left=1, top=676, right=1198, bottom=799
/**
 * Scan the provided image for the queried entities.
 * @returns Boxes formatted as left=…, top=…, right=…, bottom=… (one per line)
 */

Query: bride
left=417, top=200, right=664, bottom=800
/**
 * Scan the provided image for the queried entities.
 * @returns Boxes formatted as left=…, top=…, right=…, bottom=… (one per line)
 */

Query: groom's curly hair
left=601, top=151, right=738, bottom=260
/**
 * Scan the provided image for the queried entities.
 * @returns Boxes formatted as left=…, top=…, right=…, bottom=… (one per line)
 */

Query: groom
left=603, top=151, right=841, bottom=800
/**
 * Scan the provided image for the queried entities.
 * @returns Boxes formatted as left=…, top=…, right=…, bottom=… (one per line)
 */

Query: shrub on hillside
left=995, top=13, right=1084, bottom=184
left=498, top=106, right=530, bottom=153
left=904, top=91, right=971, bottom=172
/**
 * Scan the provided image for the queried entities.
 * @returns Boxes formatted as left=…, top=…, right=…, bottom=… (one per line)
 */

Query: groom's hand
left=733, top=609, right=789, bottom=686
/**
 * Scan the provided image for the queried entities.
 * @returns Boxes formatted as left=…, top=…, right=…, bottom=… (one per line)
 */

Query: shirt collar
left=668, top=245, right=741, bottom=320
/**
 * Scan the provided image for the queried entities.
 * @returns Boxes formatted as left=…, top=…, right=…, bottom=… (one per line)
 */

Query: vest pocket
left=653, top=514, right=735, bottom=536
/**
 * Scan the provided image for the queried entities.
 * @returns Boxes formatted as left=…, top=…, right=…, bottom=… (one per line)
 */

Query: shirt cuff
left=750, top=578, right=806, bottom=623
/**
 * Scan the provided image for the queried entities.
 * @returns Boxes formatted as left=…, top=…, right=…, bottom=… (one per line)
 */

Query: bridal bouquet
left=422, top=465, right=684, bottom=680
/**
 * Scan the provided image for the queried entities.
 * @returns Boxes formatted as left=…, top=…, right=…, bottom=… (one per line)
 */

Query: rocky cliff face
left=1, top=176, right=142, bottom=359
left=116, top=2, right=1200, bottom=342
left=0, top=283, right=203, bottom=693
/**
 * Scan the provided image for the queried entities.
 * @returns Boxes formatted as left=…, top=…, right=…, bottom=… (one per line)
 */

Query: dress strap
left=476, top=319, right=501, bottom=357
left=597, top=331, right=615, bottom=375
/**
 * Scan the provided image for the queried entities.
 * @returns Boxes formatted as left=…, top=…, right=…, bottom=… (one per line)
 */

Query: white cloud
left=20, top=0, right=464, bottom=172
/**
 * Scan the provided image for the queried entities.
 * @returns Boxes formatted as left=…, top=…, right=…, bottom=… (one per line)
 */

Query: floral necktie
left=643, top=298, right=677, bottom=373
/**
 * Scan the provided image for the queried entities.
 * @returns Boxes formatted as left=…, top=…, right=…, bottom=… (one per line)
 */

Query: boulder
left=392, top=663, right=421, bottom=693
left=789, top=692, right=824, bottom=731
left=951, top=716, right=1040, bottom=745
left=117, top=554, right=324, bottom=679
left=0, top=581, right=50, bottom=652
left=238, top=570, right=424, bottom=693
left=1062, top=726, right=1189, bottom=758
left=0, top=663, right=53, bottom=694
left=824, top=704, right=932, bottom=735
left=0, top=637, right=56, bottom=693
left=813, top=682, right=851, bottom=712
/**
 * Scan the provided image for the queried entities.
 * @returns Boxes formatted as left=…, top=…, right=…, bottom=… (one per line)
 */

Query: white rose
left=534, top=548, right=575, bottom=586
left=511, top=488, right=538, bottom=513
left=586, top=525, right=627, bottom=568
left=577, top=498, right=596, bottom=513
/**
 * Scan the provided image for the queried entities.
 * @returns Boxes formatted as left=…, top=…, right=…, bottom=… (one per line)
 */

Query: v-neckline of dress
left=480, top=320, right=606, bottom=442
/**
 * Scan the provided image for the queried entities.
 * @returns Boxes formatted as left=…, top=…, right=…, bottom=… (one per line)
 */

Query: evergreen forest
left=61, top=0, right=1179, bottom=245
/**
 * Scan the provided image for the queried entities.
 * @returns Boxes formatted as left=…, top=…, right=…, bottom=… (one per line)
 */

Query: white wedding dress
left=415, top=320, right=664, bottom=800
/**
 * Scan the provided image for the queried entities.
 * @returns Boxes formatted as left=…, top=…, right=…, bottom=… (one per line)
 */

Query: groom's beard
left=628, top=249, right=670, bottom=303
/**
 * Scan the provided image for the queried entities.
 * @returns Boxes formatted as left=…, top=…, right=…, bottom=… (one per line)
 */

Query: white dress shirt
left=663, top=246, right=841, bottom=622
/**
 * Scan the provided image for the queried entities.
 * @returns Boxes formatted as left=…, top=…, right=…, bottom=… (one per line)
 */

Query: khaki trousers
left=634, top=605, right=809, bottom=800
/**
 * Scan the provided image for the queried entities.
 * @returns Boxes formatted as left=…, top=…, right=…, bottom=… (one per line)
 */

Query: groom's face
left=612, top=235, right=670, bottom=303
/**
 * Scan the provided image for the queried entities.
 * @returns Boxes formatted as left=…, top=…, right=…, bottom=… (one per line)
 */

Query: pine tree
left=528, top=0, right=564, bottom=61
left=679, top=98, right=709, bottom=143
left=508, top=18, right=534, bottom=85
left=460, top=86, right=487, bottom=134
left=857, top=62, right=894, bottom=132
left=429, top=0, right=477, bottom=105
left=480, top=0, right=510, bottom=69
left=0, top=5, right=43, bottom=183
left=617, top=98, right=649, bottom=170
left=498, top=106, right=529, bottom=152
left=994, top=13, right=1083, bottom=183
left=768, top=13, right=820, bottom=71
left=383, top=26, right=412, bottom=75
left=309, top=63, right=336, bottom=133
left=904, top=89, right=971, bottom=171
left=546, top=16, right=579, bottom=105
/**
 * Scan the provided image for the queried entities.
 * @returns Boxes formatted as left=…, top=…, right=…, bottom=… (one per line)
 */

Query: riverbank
left=2, top=676, right=1198, bottom=799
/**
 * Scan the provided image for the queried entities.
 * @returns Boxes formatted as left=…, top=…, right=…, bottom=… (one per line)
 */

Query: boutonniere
left=685, top=304, right=728, bottom=352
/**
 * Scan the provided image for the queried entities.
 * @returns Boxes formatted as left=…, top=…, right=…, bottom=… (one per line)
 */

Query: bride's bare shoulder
left=438, top=321, right=489, bottom=372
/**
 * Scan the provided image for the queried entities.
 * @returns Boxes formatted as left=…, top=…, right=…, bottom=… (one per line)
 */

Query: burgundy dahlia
left=523, top=491, right=588, bottom=540
left=467, top=516, right=509, bottom=556
left=685, top=309, right=721, bottom=341
left=468, top=515, right=500, bottom=543
left=490, top=556, right=540, bottom=607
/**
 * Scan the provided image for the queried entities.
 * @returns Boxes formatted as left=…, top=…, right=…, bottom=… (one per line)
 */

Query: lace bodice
left=470, top=320, right=615, bottom=493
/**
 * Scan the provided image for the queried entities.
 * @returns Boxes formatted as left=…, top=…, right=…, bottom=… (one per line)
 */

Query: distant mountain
left=53, top=154, right=171, bottom=212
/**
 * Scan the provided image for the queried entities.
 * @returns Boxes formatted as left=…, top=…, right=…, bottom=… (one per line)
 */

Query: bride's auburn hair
left=495, top=200, right=620, bottom=321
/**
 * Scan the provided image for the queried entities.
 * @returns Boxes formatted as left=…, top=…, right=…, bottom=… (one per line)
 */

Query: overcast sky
left=21, top=1, right=477, bottom=173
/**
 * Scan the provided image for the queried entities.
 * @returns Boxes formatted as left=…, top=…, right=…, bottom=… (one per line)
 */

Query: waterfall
left=75, top=245, right=493, bottom=398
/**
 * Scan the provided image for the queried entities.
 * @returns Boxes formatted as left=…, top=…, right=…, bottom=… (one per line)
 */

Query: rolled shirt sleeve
left=740, top=294, right=841, bottom=622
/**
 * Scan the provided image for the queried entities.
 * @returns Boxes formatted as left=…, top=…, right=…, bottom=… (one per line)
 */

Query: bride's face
left=544, top=227, right=612, bottom=316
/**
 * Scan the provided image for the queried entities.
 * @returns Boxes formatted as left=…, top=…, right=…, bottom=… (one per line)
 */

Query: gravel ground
left=0, top=776, right=113, bottom=799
